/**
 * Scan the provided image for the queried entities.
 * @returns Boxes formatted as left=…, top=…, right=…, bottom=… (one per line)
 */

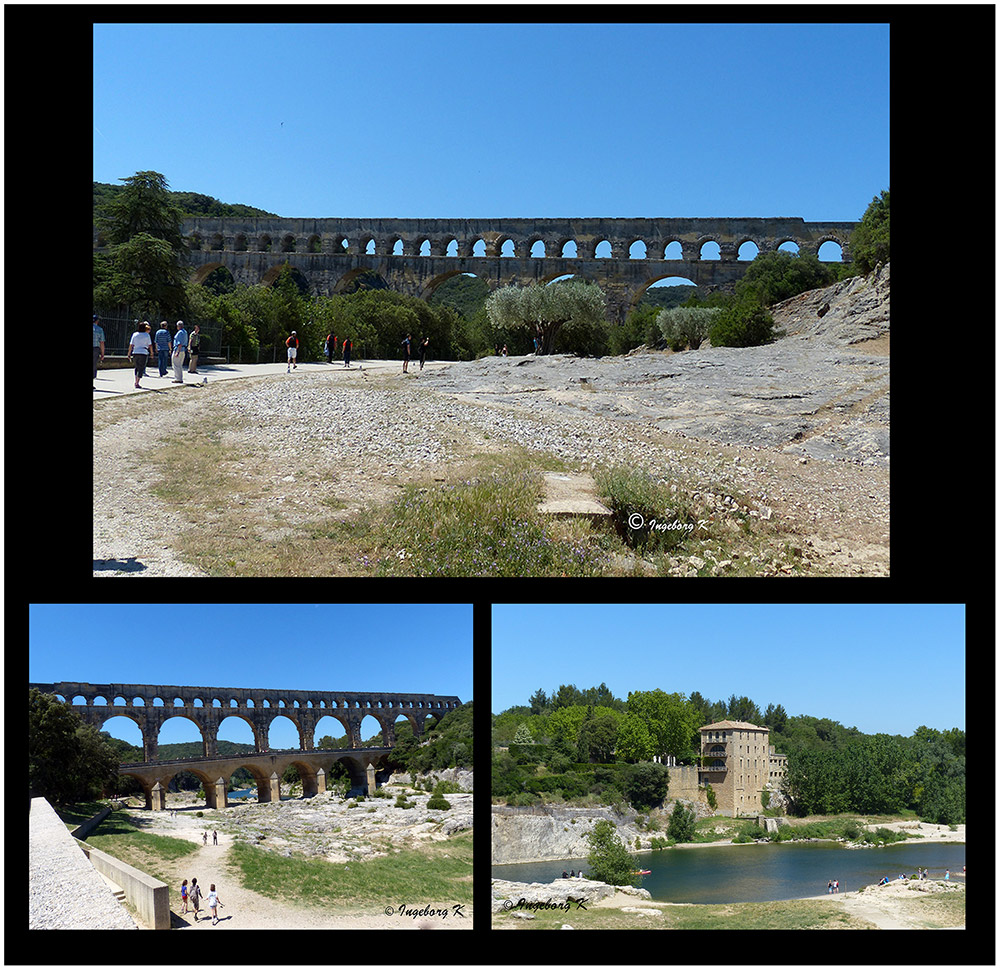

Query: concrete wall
left=29, top=797, right=138, bottom=929
left=69, top=804, right=113, bottom=841
left=77, top=840, right=171, bottom=929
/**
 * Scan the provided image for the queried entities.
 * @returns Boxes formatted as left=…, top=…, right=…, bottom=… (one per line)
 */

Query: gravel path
left=139, top=793, right=473, bottom=929
left=93, top=309, right=888, bottom=576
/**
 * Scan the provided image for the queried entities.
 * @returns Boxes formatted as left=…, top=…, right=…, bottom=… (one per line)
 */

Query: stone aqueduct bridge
left=32, top=682, right=462, bottom=811
left=95, top=216, right=856, bottom=323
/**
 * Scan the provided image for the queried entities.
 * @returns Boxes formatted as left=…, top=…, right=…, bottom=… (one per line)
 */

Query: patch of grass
left=357, top=461, right=607, bottom=577
left=229, top=829, right=473, bottom=909
left=492, top=898, right=873, bottom=930
left=82, top=809, right=200, bottom=885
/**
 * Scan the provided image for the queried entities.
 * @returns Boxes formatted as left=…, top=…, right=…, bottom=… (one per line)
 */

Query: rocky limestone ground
left=93, top=266, right=888, bottom=576
left=492, top=805, right=650, bottom=865
left=144, top=778, right=473, bottom=864
left=115, top=777, right=473, bottom=929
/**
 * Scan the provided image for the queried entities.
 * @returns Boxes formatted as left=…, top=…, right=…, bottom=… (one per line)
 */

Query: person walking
left=93, top=313, right=105, bottom=386
left=208, top=884, right=223, bottom=925
left=401, top=333, right=411, bottom=372
left=212, top=830, right=218, bottom=845
left=325, top=332, right=335, bottom=364
left=286, top=330, right=299, bottom=372
left=189, top=877, right=202, bottom=921
left=343, top=337, right=352, bottom=367
left=172, top=321, right=188, bottom=383
left=128, top=321, right=153, bottom=388
left=187, top=324, right=201, bottom=373
left=419, top=336, right=429, bottom=371
left=154, top=322, right=172, bottom=377
left=180, top=878, right=189, bottom=914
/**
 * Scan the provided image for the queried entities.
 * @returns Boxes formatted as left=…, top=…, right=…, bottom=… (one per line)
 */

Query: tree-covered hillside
left=94, top=181, right=279, bottom=218
left=492, top=683, right=964, bottom=824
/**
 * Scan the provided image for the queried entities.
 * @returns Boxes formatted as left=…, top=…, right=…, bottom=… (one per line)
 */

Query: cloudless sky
left=93, top=22, right=888, bottom=221
left=29, top=604, right=471, bottom=748
left=492, top=604, right=964, bottom=737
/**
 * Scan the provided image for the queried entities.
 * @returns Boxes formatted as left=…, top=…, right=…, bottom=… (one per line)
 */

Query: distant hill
left=93, top=181, right=279, bottom=219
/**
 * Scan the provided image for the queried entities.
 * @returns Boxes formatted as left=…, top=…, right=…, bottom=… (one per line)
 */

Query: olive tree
left=486, top=279, right=607, bottom=354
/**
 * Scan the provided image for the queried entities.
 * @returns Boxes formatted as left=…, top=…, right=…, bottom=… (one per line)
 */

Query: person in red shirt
left=286, top=331, right=299, bottom=372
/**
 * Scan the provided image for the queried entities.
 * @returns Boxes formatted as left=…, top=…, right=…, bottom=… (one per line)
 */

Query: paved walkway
left=93, top=358, right=448, bottom=400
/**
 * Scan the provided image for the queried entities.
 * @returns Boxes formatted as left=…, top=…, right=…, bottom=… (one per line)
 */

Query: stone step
left=537, top=472, right=612, bottom=518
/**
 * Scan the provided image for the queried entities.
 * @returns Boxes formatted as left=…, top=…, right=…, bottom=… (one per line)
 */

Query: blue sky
left=93, top=22, right=888, bottom=223
left=492, top=605, right=964, bottom=737
left=29, top=604, right=472, bottom=749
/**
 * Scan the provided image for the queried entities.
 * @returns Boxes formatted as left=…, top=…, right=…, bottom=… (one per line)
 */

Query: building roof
left=699, top=720, right=768, bottom=731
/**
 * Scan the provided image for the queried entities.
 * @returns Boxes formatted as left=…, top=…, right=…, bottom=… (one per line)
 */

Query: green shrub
left=667, top=802, right=697, bottom=843
left=585, top=820, right=639, bottom=887
left=595, top=467, right=698, bottom=553
left=426, top=794, right=451, bottom=810
left=708, top=297, right=777, bottom=348
left=656, top=306, right=720, bottom=351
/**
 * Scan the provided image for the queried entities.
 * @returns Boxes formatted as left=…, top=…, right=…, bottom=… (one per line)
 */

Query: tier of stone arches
left=30, top=682, right=461, bottom=764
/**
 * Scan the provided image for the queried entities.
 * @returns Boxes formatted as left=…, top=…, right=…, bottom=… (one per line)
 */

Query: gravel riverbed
left=93, top=271, right=888, bottom=576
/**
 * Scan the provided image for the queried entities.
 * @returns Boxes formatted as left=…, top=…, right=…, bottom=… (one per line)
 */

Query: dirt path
left=151, top=812, right=467, bottom=929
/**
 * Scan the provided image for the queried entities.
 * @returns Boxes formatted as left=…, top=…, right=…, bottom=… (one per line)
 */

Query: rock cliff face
left=770, top=262, right=890, bottom=345
left=492, top=806, right=645, bottom=865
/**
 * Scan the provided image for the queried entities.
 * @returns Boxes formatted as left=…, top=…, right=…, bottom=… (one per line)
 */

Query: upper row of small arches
left=60, top=694, right=453, bottom=710
left=173, top=234, right=846, bottom=262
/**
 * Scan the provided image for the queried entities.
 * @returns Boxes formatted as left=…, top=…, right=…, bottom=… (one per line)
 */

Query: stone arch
left=157, top=713, right=210, bottom=757
left=628, top=239, right=647, bottom=259
left=698, top=239, right=721, bottom=260
left=331, top=266, right=389, bottom=294
left=737, top=239, right=761, bottom=261
left=217, top=712, right=259, bottom=749
left=314, top=713, right=351, bottom=748
left=96, top=712, right=146, bottom=753
left=334, top=754, right=373, bottom=792
left=267, top=712, right=302, bottom=751
left=817, top=238, right=845, bottom=261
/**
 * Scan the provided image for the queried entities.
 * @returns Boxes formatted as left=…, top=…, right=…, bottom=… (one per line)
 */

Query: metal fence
left=96, top=308, right=366, bottom=365
left=94, top=308, right=223, bottom=359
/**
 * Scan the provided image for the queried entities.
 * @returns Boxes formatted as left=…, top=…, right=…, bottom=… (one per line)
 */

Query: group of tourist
left=321, top=332, right=354, bottom=367
left=125, top=319, right=202, bottom=387
left=180, top=877, right=223, bottom=925
left=92, top=314, right=203, bottom=390
left=400, top=333, right=429, bottom=373
left=826, top=879, right=840, bottom=893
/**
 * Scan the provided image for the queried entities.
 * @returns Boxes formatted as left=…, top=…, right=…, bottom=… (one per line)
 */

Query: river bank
left=492, top=804, right=965, bottom=866
left=491, top=873, right=965, bottom=930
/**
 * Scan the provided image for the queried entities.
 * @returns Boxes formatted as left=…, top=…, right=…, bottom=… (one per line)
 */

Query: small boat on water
left=632, top=869, right=652, bottom=875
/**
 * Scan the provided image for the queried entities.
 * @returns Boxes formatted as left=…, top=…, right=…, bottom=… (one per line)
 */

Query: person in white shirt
left=207, top=884, right=223, bottom=925
left=128, top=322, right=154, bottom=388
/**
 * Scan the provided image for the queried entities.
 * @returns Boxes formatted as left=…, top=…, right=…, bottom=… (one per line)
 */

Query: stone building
left=697, top=720, right=787, bottom=817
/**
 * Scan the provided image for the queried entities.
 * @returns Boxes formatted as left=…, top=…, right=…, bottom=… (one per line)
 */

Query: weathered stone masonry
left=93, top=216, right=856, bottom=324
left=31, top=681, right=462, bottom=810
